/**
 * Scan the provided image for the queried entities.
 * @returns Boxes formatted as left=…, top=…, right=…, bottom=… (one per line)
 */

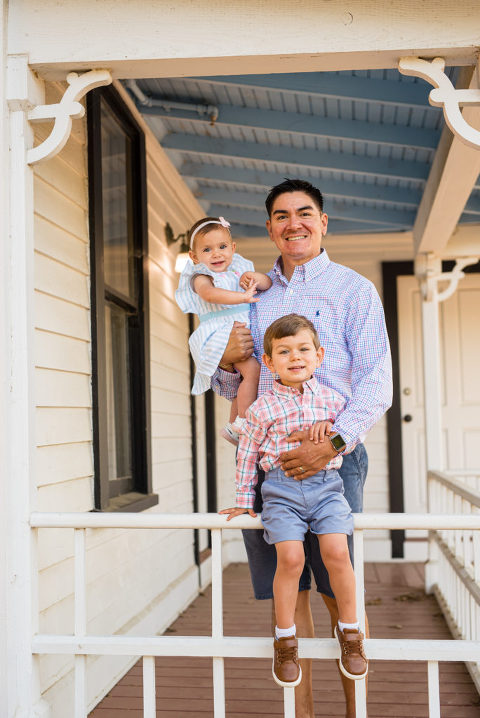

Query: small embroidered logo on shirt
left=316, top=310, right=320, bottom=316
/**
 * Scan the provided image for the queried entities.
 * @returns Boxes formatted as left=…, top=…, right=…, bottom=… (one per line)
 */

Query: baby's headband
left=190, top=216, right=231, bottom=248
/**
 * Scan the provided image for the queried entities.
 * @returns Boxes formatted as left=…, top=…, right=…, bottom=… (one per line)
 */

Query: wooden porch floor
left=89, top=562, right=480, bottom=718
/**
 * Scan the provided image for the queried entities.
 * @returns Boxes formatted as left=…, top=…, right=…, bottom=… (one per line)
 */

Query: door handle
left=403, top=414, right=413, bottom=422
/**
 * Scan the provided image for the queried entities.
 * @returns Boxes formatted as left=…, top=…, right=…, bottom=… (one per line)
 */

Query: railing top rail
left=29, top=511, right=480, bottom=530
left=428, top=471, right=480, bottom=508
left=31, top=634, right=480, bottom=662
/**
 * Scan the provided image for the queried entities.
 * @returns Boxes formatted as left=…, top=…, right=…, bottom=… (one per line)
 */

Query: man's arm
left=332, top=281, right=392, bottom=447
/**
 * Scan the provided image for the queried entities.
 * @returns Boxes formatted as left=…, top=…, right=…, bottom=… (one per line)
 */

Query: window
left=88, top=86, right=156, bottom=512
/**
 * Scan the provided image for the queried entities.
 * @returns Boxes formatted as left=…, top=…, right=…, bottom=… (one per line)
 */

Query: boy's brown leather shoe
left=335, top=626, right=368, bottom=680
left=272, top=636, right=302, bottom=687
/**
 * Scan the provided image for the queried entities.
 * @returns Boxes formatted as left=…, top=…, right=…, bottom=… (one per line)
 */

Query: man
left=212, top=178, right=392, bottom=718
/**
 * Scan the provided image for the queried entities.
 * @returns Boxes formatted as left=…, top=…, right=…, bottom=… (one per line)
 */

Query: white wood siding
left=34, top=81, right=206, bottom=715
left=33, top=81, right=94, bottom=713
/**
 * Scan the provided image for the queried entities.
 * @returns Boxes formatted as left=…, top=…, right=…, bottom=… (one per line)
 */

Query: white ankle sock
left=338, top=620, right=360, bottom=632
left=275, top=624, right=296, bottom=639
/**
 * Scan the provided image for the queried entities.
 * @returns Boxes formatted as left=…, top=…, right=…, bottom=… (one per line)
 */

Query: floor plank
left=89, top=562, right=480, bottom=718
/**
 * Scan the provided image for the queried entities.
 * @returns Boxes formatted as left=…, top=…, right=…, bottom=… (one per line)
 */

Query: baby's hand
left=309, top=421, right=333, bottom=444
left=218, top=506, right=257, bottom=521
left=242, top=281, right=259, bottom=303
left=239, top=271, right=255, bottom=290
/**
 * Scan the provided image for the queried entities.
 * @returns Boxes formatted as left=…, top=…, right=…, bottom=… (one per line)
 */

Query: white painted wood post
left=283, top=687, right=295, bottom=717
left=143, top=656, right=156, bottom=718
left=74, top=529, right=87, bottom=718
left=4, top=54, right=46, bottom=718
left=353, top=529, right=367, bottom=718
left=418, top=259, right=444, bottom=600
left=420, top=293, right=443, bottom=472
left=427, top=661, right=441, bottom=717
left=211, top=529, right=225, bottom=718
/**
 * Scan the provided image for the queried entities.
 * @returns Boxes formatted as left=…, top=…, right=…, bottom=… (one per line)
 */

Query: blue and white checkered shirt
left=211, top=249, right=392, bottom=448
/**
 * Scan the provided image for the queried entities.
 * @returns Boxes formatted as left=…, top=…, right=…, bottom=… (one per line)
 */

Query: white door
left=397, top=273, right=480, bottom=556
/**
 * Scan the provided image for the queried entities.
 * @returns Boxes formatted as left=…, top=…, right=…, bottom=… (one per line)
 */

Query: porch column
left=3, top=55, right=47, bottom=718
left=415, top=254, right=444, bottom=472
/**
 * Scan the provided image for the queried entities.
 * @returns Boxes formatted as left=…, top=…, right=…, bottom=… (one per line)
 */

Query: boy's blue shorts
left=242, top=444, right=368, bottom=600
left=261, top=467, right=353, bottom=545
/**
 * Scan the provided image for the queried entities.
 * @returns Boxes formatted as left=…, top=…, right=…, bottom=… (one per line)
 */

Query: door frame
left=382, top=260, right=480, bottom=558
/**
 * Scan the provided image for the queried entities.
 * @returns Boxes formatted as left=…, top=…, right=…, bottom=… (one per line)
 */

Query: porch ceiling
left=124, top=69, right=480, bottom=238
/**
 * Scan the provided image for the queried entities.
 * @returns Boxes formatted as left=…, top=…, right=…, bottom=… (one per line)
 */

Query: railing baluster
left=143, top=656, right=156, bottom=718
left=353, top=529, right=367, bottom=718
left=74, top=528, right=86, bottom=718
left=353, top=529, right=366, bottom=633
left=211, top=529, right=225, bottom=718
left=283, top=687, right=295, bottom=717
left=427, top=661, right=440, bottom=717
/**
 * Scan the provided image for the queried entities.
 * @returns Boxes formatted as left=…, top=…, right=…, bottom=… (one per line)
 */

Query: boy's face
left=262, top=329, right=324, bottom=391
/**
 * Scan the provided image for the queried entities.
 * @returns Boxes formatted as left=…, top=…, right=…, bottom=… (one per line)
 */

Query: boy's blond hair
left=263, top=314, right=320, bottom=356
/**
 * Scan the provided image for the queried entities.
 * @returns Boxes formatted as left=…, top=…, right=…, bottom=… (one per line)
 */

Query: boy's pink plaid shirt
left=236, top=376, right=346, bottom=509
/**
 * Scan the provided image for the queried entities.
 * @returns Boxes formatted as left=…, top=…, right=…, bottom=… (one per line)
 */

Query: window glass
left=100, top=98, right=135, bottom=300
left=105, top=302, right=133, bottom=490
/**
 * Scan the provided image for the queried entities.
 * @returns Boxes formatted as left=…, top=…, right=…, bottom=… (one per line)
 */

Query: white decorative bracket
left=398, top=57, right=480, bottom=149
left=416, top=252, right=479, bottom=302
left=27, top=69, right=112, bottom=164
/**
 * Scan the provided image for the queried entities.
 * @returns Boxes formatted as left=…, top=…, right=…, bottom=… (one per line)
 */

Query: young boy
left=220, top=314, right=368, bottom=687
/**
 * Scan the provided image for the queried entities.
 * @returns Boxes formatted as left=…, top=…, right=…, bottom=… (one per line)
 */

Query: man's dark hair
left=265, top=178, right=324, bottom=217
left=263, top=314, right=320, bottom=357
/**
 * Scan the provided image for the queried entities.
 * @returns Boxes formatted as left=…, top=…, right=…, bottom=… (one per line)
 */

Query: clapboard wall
left=33, top=80, right=206, bottom=715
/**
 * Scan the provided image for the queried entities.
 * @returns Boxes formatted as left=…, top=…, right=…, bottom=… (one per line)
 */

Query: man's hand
left=219, top=507, right=257, bottom=521
left=221, top=321, right=254, bottom=365
left=279, top=429, right=337, bottom=479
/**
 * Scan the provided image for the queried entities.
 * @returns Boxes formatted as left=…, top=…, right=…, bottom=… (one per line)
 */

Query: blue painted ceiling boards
left=125, top=69, right=480, bottom=237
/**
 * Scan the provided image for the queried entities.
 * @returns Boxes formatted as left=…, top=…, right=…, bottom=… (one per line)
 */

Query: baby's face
left=189, top=228, right=236, bottom=272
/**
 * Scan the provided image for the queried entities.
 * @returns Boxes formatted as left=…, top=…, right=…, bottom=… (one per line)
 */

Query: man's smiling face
left=266, top=191, right=328, bottom=270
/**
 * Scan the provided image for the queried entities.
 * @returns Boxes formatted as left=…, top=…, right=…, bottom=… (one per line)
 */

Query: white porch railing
left=30, top=512, right=480, bottom=718
left=428, top=470, right=480, bottom=693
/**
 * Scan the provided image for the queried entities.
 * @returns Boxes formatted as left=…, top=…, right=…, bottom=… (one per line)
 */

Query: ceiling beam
left=183, top=162, right=422, bottom=206
left=163, top=134, right=429, bottom=182
left=193, top=74, right=435, bottom=109
left=139, top=102, right=439, bottom=150
left=203, top=191, right=415, bottom=227
left=413, top=66, right=480, bottom=254
left=16, top=0, right=479, bottom=80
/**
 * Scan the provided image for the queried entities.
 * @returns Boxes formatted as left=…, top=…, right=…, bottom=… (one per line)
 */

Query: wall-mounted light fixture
left=165, top=222, right=190, bottom=273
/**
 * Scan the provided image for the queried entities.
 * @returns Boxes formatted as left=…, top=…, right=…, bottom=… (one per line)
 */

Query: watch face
left=330, top=433, right=346, bottom=451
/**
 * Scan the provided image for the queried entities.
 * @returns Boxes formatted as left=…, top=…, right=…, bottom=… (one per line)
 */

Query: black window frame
left=87, top=85, right=157, bottom=513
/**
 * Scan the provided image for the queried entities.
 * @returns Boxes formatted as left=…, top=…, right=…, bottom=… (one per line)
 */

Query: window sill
left=103, top=492, right=159, bottom=513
